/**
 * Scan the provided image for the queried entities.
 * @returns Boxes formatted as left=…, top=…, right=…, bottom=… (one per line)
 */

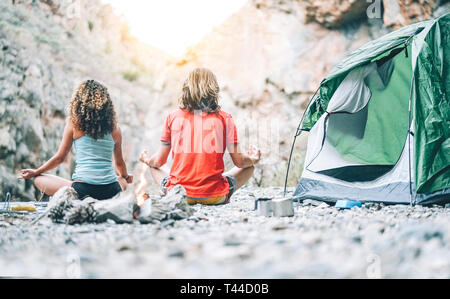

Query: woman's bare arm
left=140, top=143, right=171, bottom=169
left=21, top=120, right=74, bottom=179
left=227, top=143, right=261, bottom=169
left=112, top=125, right=133, bottom=183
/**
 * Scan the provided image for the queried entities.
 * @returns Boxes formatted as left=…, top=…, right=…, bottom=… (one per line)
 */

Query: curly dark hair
left=69, top=80, right=116, bottom=139
left=179, top=68, right=220, bottom=113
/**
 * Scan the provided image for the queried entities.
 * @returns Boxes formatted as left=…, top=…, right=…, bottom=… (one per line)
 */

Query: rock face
left=300, top=0, right=447, bottom=28
left=302, top=0, right=370, bottom=27
left=382, top=0, right=444, bottom=27
left=0, top=0, right=170, bottom=201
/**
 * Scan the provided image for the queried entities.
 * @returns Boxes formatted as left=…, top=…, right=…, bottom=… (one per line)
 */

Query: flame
left=135, top=163, right=149, bottom=207
left=137, top=193, right=149, bottom=207
left=135, top=163, right=148, bottom=195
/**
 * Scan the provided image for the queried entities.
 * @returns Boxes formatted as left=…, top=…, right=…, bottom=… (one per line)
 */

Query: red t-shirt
left=161, top=108, right=239, bottom=198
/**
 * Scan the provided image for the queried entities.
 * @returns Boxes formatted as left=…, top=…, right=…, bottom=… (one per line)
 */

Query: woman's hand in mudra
left=20, top=169, right=38, bottom=179
left=125, top=174, right=134, bottom=184
left=139, top=150, right=152, bottom=166
left=248, top=145, right=261, bottom=165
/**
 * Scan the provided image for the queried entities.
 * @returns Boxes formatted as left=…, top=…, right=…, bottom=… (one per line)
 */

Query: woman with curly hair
left=20, top=79, right=133, bottom=200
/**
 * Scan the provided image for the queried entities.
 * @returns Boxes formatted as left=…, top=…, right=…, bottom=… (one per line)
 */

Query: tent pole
left=407, top=69, right=415, bottom=206
left=283, top=127, right=301, bottom=197
left=283, top=87, right=320, bottom=197
left=408, top=111, right=413, bottom=206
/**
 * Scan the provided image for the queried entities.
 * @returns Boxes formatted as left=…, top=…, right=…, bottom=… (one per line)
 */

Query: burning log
left=33, top=175, right=192, bottom=225
left=39, top=186, right=136, bottom=224
left=137, top=185, right=193, bottom=224
left=46, top=186, right=78, bottom=223
left=92, top=192, right=136, bottom=224
left=136, top=192, right=149, bottom=208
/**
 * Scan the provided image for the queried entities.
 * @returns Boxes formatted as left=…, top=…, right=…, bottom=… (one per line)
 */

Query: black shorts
left=72, top=181, right=122, bottom=200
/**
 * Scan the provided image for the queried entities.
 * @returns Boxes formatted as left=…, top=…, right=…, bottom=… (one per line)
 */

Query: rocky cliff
left=0, top=0, right=170, bottom=200
left=1, top=0, right=448, bottom=201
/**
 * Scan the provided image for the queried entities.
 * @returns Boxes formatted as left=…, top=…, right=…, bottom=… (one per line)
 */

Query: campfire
left=134, top=164, right=150, bottom=208
left=137, top=193, right=149, bottom=207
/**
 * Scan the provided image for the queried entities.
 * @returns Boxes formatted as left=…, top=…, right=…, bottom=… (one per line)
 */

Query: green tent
left=291, top=13, right=449, bottom=205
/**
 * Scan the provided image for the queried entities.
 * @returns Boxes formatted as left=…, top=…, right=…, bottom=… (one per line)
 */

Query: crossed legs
left=33, top=174, right=128, bottom=197
left=149, top=165, right=255, bottom=192
left=32, top=166, right=255, bottom=198
left=33, top=174, right=73, bottom=196
left=223, top=166, right=255, bottom=190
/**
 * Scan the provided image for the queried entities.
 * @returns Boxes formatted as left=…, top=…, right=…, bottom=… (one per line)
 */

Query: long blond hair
left=179, top=68, right=220, bottom=113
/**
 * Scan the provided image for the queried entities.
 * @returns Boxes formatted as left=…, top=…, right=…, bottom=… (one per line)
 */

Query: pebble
left=0, top=221, right=10, bottom=227
left=317, top=203, right=330, bottom=209
left=224, top=235, right=243, bottom=246
left=302, top=199, right=323, bottom=207
left=161, top=219, right=175, bottom=228
left=168, top=248, right=185, bottom=258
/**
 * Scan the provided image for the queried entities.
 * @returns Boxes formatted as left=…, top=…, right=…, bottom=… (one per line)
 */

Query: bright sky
left=101, top=0, right=248, bottom=57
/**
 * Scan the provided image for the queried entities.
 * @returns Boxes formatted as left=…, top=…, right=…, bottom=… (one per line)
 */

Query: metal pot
left=272, top=197, right=294, bottom=217
left=254, top=198, right=273, bottom=216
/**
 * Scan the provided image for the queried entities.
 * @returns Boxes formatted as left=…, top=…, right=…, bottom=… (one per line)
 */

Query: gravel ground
left=0, top=187, right=449, bottom=278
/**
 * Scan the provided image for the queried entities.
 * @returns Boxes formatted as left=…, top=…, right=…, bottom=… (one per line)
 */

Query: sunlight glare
left=102, top=0, right=248, bottom=57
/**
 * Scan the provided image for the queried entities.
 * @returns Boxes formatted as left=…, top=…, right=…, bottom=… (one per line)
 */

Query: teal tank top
left=72, top=134, right=117, bottom=185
